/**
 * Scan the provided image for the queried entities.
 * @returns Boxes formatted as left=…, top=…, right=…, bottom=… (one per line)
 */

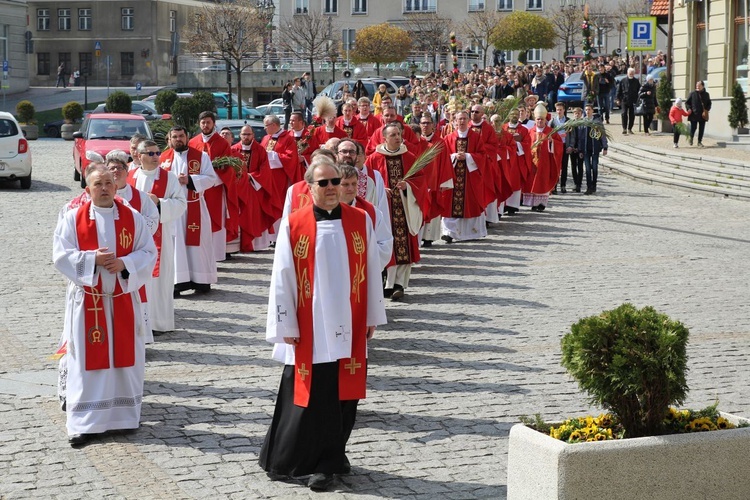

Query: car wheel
left=47, top=126, right=60, bottom=138
left=19, top=173, right=31, bottom=190
left=74, top=166, right=80, bottom=181
left=80, top=165, right=87, bottom=188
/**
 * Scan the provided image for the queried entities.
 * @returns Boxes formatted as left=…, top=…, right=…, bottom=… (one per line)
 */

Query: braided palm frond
left=487, top=96, right=523, bottom=131
left=531, top=117, right=611, bottom=149
left=402, top=142, right=444, bottom=182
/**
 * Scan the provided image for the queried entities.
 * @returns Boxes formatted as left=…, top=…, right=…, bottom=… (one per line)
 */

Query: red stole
left=127, top=168, right=169, bottom=276
left=161, top=148, right=203, bottom=246
left=289, top=181, right=313, bottom=213
left=354, top=196, right=376, bottom=224
left=288, top=204, right=369, bottom=408
left=75, top=200, right=137, bottom=371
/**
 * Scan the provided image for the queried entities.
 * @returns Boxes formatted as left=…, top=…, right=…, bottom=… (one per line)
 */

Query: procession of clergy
left=52, top=92, right=562, bottom=457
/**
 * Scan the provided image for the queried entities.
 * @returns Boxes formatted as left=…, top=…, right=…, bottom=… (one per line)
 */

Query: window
left=405, top=0, right=437, bottom=12
left=78, top=9, right=92, bottom=31
left=37, top=52, right=51, bottom=75
left=353, top=0, right=367, bottom=14
left=324, top=0, right=337, bottom=14
left=496, top=0, right=513, bottom=11
left=295, top=0, right=309, bottom=14
left=695, top=0, right=709, bottom=83
left=37, top=9, right=50, bottom=31
left=0, top=25, right=7, bottom=62
left=526, top=0, right=542, bottom=10
left=469, top=0, right=485, bottom=11
left=79, top=52, right=93, bottom=76
left=527, top=48, right=542, bottom=62
left=121, top=52, right=134, bottom=76
left=169, top=10, right=177, bottom=33
left=58, top=9, right=71, bottom=31
left=121, top=8, right=134, bottom=30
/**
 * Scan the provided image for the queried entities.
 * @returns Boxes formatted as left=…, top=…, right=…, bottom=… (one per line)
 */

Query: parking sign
left=628, top=16, right=656, bottom=51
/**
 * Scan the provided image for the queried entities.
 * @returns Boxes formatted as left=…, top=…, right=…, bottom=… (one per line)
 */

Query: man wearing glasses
left=260, top=158, right=386, bottom=492
left=127, top=140, right=187, bottom=333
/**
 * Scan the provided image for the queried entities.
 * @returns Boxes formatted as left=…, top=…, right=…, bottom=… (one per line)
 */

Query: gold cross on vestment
left=188, top=223, right=200, bottom=232
left=298, top=363, right=310, bottom=380
left=344, top=358, right=362, bottom=375
left=87, top=294, right=103, bottom=316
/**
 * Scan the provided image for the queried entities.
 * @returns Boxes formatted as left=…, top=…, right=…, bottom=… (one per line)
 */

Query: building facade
left=26, top=0, right=209, bottom=86
left=0, top=0, right=30, bottom=94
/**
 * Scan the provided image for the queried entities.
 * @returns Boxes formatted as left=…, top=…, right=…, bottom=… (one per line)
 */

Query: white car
left=256, top=104, right=287, bottom=123
left=0, top=112, right=32, bottom=189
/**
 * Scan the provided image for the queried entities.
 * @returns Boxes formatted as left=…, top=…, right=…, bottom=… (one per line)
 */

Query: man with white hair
left=617, top=67, right=641, bottom=135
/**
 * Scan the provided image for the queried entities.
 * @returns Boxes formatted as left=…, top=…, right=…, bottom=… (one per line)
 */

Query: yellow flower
left=594, top=433, right=608, bottom=441
left=569, top=431, right=582, bottom=442
left=716, top=417, right=734, bottom=430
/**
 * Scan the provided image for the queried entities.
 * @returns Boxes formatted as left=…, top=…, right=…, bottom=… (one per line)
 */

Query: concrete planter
left=507, top=413, right=750, bottom=500
left=20, top=124, right=39, bottom=140
left=61, top=123, right=80, bottom=141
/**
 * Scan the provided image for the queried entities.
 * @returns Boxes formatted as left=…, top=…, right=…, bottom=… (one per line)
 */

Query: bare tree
left=186, top=0, right=266, bottom=119
left=548, top=6, right=584, bottom=58
left=403, top=13, right=454, bottom=70
left=276, top=11, right=335, bottom=83
left=460, top=10, right=502, bottom=68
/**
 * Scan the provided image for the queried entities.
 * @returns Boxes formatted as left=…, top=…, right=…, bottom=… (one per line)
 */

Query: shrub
left=561, top=303, right=689, bottom=438
left=106, top=91, right=132, bottom=114
left=154, top=90, right=178, bottom=115
left=16, top=100, right=36, bottom=124
left=62, top=101, right=84, bottom=122
left=170, top=98, right=201, bottom=128
left=656, top=75, right=674, bottom=121
left=728, top=82, right=748, bottom=130
left=192, top=91, right=217, bottom=116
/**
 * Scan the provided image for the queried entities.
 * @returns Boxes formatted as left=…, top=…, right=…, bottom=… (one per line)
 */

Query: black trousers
left=643, top=113, right=654, bottom=133
left=690, top=120, right=706, bottom=143
left=559, top=151, right=569, bottom=188
left=570, top=152, right=583, bottom=187
left=259, top=362, right=359, bottom=477
left=621, top=103, right=636, bottom=131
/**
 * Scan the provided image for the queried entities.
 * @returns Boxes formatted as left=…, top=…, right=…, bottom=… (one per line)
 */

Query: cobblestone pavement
left=1, top=139, right=749, bottom=499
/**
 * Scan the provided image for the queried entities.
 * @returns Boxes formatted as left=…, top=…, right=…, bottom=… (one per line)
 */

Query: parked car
left=557, top=72, right=584, bottom=107
left=73, top=113, right=152, bottom=188
left=43, top=118, right=82, bottom=138
left=215, top=119, right=266, bottom=144
left=142, top=92, right=192, bottom=103
left=91, top=100, right=165, bottom=121
left=317, top=78, right=398, bottom=102
left=647, top=66, right=667, bottom=85
left=213, top=92, right=265, bottom=120
left=256, top=103, right=286, bottom=123
left=0, top=112, right=32, bottom=189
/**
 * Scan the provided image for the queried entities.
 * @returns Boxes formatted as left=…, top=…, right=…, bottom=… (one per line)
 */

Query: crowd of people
left=54, top=56, right=676, bottom=490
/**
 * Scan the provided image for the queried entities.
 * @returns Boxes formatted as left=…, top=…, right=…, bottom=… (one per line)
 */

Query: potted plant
left=61, top=101, right=84, bottom=140
left=15, top=100, right=39, bottom=140
left=728, top=81, right=749, bottom=135
left=507, top=303, right=750, bottom=500
left=105, top=91, right=132, bottom=114
left=656, top=75, right=674, bottom=133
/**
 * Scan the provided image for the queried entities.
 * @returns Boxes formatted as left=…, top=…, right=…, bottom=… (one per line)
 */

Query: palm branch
left=212, top=155, right=244, bottom=178
left=487, top=96, right=523, bottom=130
left=403, top=142, right=444, bottom=182
left=532, top=118, right=611, bottom=149
left=674, top=122, right=690, bottom=137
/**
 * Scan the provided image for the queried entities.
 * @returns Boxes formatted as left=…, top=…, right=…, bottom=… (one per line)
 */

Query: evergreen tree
left=728, top=82, right=748, bottom=130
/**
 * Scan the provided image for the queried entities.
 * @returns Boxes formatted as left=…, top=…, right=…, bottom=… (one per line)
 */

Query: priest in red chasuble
left=440, top=110, right=488, bottom=242
left=524, top=103, right=564, bottom=212
left=231, top=125, right=278, bottom=252
left=335, top=100, right=369, bottom=147
left=53, top=164, right=156, bottom=446
left=365, top=122, right=428, bottom=301
left=259, top=158, right=386, bottom=492
left=502, top=109, right=532, bottom=215
left=188, top=111, right=237, bottom=262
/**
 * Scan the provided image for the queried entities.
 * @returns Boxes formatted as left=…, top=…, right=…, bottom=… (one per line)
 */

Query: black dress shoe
left=530, top=205, right=539, bottom=212
left=68, top=434, right=88, bottom=447
left=536, top=204, right=546, bottom=212
left=506, top=207, right=519, bottom=215
left=340, top=455, right=351, bottom=474
left=584, top=190, right=592, bottom=195
left=391, top=284, right=404, bottom=300
left=308, top=473, right=334, bottom=491
left=383, top=288, right=394, bottom=298
left=560, top=187, right=567, bottom=194
left=574, top=186, right=581, bottom=193
left=266, top=471, right=289, bottom=481
left=194, top=283, right=211, bottom=294
left=551, top=189, right=558, bottom=195
left=441, top=235, right=454, bottom=244
left=421, top=239, right=432, bottom=247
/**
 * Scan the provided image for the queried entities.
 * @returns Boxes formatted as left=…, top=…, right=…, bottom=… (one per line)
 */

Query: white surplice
left=164, top=149, right=219, bottom=285
left=352, top=198, right=393, bottom=271
left=53, top=203, right=157, bottom=437
left=266, top=212, right=387, bottom=366
left=130, top=167, right=187, bottom=332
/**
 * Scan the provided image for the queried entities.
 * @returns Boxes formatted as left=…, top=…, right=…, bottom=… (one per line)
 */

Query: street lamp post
left=257, top=0, right=275, bottom=69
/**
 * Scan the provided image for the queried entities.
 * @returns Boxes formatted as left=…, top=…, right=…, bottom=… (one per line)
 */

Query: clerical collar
left=201, top=132, right=214, bottom=142
left=360, top=115, right=369, bottom=120
left=384, top=146, right=400, bottom=154
left=423, top=132, right=435, bottom=141
left=116, top=185, right=131, bottom=198
left=457, top=129, right=469, bottom=138
left=91, top=204, right=115, bottom=215
left=325, top=127, right=334, bottom=133
left=272, top=131, right=282, bottom=139
left=471, top=120, right=483, bottom=127
left=508, top=123, right=518, bottom=129
left=536, top=127, right=545, bottom=133
left=293, top=129, right=303, bottom=137
left=343, top=120, right=350, bottom=126
left=241, top=144, right=253, bottom=151
left=141, top=166, right=158, bottom=176
left=313, top=204, right=342, bottom=221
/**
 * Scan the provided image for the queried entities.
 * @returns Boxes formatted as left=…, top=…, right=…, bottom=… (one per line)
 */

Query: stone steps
left=601, top=143, right=750, bottom=201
